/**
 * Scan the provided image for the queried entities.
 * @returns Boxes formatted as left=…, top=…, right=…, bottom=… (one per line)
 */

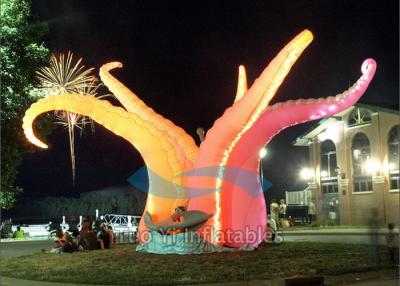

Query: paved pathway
left=1, top=239, right=53, bottom=257
left=1, top=228, right=389, bottom=258
left=1, top=274, right=398, bottom=286
left=281, top=229, right=386, bottom=245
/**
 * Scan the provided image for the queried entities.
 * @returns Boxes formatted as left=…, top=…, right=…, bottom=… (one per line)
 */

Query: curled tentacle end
left=100, top=61, right=123, bottom=73
left=361, top=58, right=377, bottom=78
left=23, top=124, right=48, bottom=149
left=22, top=104, right=48, bottom=149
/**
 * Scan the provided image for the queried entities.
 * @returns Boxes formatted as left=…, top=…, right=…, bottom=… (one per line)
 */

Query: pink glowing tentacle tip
left=361, top=58, right=377, bottom=75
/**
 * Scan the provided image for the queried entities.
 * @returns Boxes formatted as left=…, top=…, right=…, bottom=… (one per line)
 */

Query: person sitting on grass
left=79, top=217, right=91, bottom=237
left=107, top=225, right=116, bottom=247
left=53, top=227, right=66, bottom=249
left=41, top=227, right=66, bottom=253
left=79, top=224, right=97, bottom=250
left=97, top=223, right=111, bottom=249
left=13, top=226, right=25, bottom=239
left=62, top=232, right=79, bottom=253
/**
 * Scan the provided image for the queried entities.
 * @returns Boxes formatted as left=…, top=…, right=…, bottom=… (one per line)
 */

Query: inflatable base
left=136, top=231, right=253, bottom=254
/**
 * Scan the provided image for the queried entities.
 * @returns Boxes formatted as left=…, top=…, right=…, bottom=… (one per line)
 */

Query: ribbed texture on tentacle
left=22, top=94, right=184, bottom=205
left=99, top=62, right=199, bottom=166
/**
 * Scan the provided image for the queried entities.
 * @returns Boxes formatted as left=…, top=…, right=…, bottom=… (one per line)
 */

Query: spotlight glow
left=300, top=168, right=314, bottom=180
left=321, top=170, right=328, bottom=178
left=259, top=148, right=267, bottom=158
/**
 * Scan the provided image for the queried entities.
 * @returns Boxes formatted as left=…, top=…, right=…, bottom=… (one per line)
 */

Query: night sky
left=16, top=1, right=399, bottom=201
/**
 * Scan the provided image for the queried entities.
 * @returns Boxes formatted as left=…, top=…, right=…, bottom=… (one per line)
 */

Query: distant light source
left=321, top=170, right=328, bottom=178
left=388, top=162, right=398, bottom=171
left=259, top=147, right=267, bottom=158
left=318, top=122, right=340, bottom=142
left=300, top=168, right=314, bottom=180
left=353, top=149, right=361, bottom=159
left=364, top=159, right=380, bottom=174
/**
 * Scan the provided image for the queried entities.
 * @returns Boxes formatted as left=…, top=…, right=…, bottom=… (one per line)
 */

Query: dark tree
left=1, top=0, right=50, bottom=209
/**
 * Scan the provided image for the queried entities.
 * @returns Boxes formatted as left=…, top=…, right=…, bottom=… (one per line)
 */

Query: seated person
left=97, top=223, right=111, bottom=249
left=107, top=225, right=116, bottom=247
left=62, top=232, right=79, bottom=253
left=289, top=216, right=296, bottom=227
left=14, top=226, right=25, bottom=239
left=43, top=227, right=66, bottom=253
left=171, top=206, right=186, bottom=222
left=78, top=224, right=97, bottom=250
left=79, top=217, right=91, bottom=237
left=53, top=227, right=66, bottom=249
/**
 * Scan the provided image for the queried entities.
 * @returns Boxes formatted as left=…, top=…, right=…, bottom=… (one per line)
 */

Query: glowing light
left=328, top=105, right=337, bottom=111
left=364, top=159, right=381, bottom=174
left=321, top=170, right=328, bottom=178
left=353, top=149, right=361, bottom=159
left=300, top=168, right=314, bottom=180
left=318, top=122, right=340, bottom=142
left=259, top=148, right=268, bottom=158
left=389, top=162, right=398, bottom=171
left=234, top=65, right=248, bottom=102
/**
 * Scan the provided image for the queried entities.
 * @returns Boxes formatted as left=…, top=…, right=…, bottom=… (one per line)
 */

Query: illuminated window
left=320, top=140, right=338, bottom=193
left=348, top=108, right=372, bottom=127
left=352, top=133, right=372, bottom=192
left=320, top=140, right=337, bottom=178
left=388, top=125, right=400, bottom=190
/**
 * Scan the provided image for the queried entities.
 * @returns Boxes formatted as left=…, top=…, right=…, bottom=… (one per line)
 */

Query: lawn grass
left=1, top=242, right=392, bottom=286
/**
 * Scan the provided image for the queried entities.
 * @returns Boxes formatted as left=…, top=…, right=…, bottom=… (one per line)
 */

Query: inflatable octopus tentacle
left=188, top=30, right=314, bottom=245
left=22, top=94, right=185, bottom=217
left=218, top=58, right=377, bottom=248
left=234, top=65, right=248, bottom=103
left=231, top=58, right=377, bottom=165
left=99, top=62, right=199, bottom=164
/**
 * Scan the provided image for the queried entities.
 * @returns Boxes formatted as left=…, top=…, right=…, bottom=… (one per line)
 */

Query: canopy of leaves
left=1, top=0, right=50, bottom=209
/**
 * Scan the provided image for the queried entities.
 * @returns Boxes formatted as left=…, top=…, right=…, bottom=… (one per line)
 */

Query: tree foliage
left=1, top=0, right=50, bottom=209
left=7, top=187, right=147, bottom=219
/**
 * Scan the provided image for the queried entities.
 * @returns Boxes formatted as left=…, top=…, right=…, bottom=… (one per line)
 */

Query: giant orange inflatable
left=23, top=30, right=376, bottom=248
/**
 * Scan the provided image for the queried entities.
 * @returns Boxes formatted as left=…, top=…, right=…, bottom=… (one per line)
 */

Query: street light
left=300, top=168, right=314, bottom=181
left=259, top=147, right=267, bottom=158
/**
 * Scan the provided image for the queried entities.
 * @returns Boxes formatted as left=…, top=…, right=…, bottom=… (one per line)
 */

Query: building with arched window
left=294, top=104, right=399, bottom=225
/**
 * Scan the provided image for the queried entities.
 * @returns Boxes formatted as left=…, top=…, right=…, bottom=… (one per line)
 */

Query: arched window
left=348, top=108, right=372, bottom=127
left=352, top=133, right=373, bottom=192
left=320, top=140, right=338, bottom=193
left=388, top=125, right=400, bottom=190
left=321, top=140, right=337, bottom=177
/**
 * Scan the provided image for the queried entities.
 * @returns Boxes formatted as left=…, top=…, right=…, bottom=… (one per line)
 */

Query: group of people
left=47, top=217, right=115, bottom=253
left=269, top=198, right=318, bottom=229
left=266, top=198, right=322, bottom=241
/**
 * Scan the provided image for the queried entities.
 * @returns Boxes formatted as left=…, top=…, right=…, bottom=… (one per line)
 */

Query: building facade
left=294, top=104, right=399, bottom=225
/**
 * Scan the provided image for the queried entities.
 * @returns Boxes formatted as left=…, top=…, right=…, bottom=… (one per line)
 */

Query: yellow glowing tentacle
left=234, top=65, right=248, bottom=103
left=22, top=94, right=183, bottom=216
left=213, top=30, right=313, bottom=243
left=99, top=62, right=199, bottom=166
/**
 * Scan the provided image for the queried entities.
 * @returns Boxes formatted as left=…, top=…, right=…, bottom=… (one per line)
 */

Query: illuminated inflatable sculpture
left=23, top=30, right=376, bottom=249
